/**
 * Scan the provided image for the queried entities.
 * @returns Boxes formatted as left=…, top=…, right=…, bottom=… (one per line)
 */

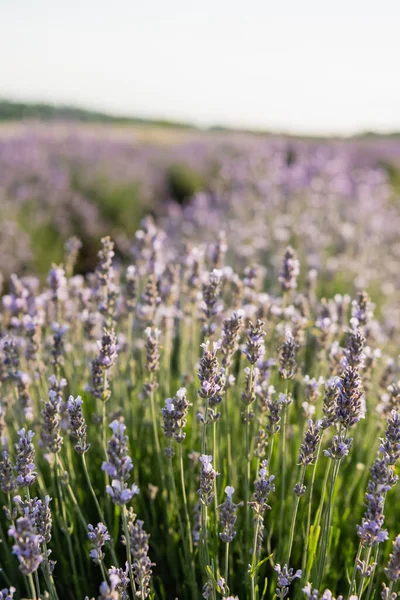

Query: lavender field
left=0, top=124, right=400, bottom=600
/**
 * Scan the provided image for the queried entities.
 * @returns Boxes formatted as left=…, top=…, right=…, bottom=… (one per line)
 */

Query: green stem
left=316, top=458, right=340, bottom=588
left=122, top=505, right=137, bottom=598
left=302, top=434, right=323, bottom=573
left=286, top=465, right=306, bottom=565
left=250, top=515, right=261, bottom=600
left=81, top=454, right=118, bottom=565
left=225, top=542, right=229, bottom=589
left=150, top=381, right=165, bottom=486
left=278, top=402, right=288, bottom=547
left=357, top=547, right=372, bottom=600
left=179, top=444, right=194, bottom=555
left=28, top=574, right=37, bottom=600
left=348, top=543, right=363, bottom=598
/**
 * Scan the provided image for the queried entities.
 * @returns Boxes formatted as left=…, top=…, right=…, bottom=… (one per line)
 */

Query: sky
left=1, top=0, right=400, bottom=135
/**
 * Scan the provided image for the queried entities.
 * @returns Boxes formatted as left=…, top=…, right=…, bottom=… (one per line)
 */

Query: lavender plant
left=0, top=140, right=399, bottom=600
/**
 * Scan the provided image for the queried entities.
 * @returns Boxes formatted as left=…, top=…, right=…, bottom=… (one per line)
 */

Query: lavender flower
left=137, top=272, right=160, bottom=324
left=274, top=564, right=302, bottom=599
left=335, top=366, right=364, bottom=429
left=51, top=322, right=69, bottom=369
left=279, top=246, right=300, bottom=292
left=9, top=516, right=44, bottom=575
left=15, top=429, right=37, bottom=487
left=108, top=564, right=129, bottom=599
left=197, top=341, right=225, bottom=423
left=299, top=420, right=321, bottom=466
left=250, top=460, right=275, bottom=517
left=0, top=451, right=15, bottom=493
left=88, top=522, right=111, bottom=564
left=67, top=395, right=90, bottom=454
left=218, top=486, right=243, bottom=543
left=351, top=291, right=373, bottom=327
left=96, top=236, right=115, bottom=288
left=144, top=326, right=161, bottom=373
left=14, top=494, right=53, bottom=544
left=344, top=318, right=366, bottom=369
left=102, top=420, right=139, bottom=506
left=241, top=366, right=260, bottom=421
left=96, top=574, right=121, bottom=600
left=279, top=330, right=298, bottom=380
left=379, top=410, right=400, bottom=465
left=125, top=265, right=137, bottom=310
left=244, top=320, right=266, bottom=365
left=47, top=264, right=67, bottom=304
left=128, top=512, right=154, bottom=599
left=221, top=309, right=244, bottom=368
left=0, top=588, right=16, bottom=600
left=385, top=534, right=400, bottom=581
left=41, top=387, right=63, bottom=454
left=201, top=268, right=223, bottom=335
left=87, top=328, right=118, bottom=401
left=161, top=388, right=191, bottom=457
left=198, top=454, right=219, bottom=505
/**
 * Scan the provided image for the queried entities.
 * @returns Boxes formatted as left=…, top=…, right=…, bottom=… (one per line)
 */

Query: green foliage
left=166, top=163, right=204, bottom=204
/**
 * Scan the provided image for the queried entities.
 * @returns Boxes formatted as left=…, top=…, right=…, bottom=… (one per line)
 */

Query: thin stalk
left=33, top=570, right=41, bottom=599
left=121, top=505, right=137, bottom=598
left=316, top=458, right=340, bottom=589
left=278, top=401, right=288, bottom=546
left=224, top=375, right=232, bottom=480
left=81, top=454, right=119, bottom=565
left=286, top=465, right=306, bottom=565
left=225, top=542, right=229, bottom=588
left=302, top=434, right=323, bottom=573
left=100, top=560, right=109, bottom=583
left=56, top=456, right=87, bottom=531
left=28, top=574, right=37, bottom=600
left=43, top=541, right=59, bottom=600
left=364, top=546, right=380, bottom=600
left=179, top=444, right=194, bottom=555
left=250, top=515, right=261, bottom=600
left=348, top=543, right=363, bottom=598
left=357, top=547, right=372, bottom=600
left=245, top=365, right=254, bottom=544
left=303, top=456, right=332, bottom=581
left=168, top=457, right=197, bottom=597
left=149, top=379, right=165, bottom=486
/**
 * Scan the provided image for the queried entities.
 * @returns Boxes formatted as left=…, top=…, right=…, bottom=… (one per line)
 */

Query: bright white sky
left=1, top=0, right=400, bottom=135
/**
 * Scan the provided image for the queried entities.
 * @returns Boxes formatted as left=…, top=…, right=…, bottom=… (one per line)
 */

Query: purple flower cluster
left=102, top=420, right=139, bottom=506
